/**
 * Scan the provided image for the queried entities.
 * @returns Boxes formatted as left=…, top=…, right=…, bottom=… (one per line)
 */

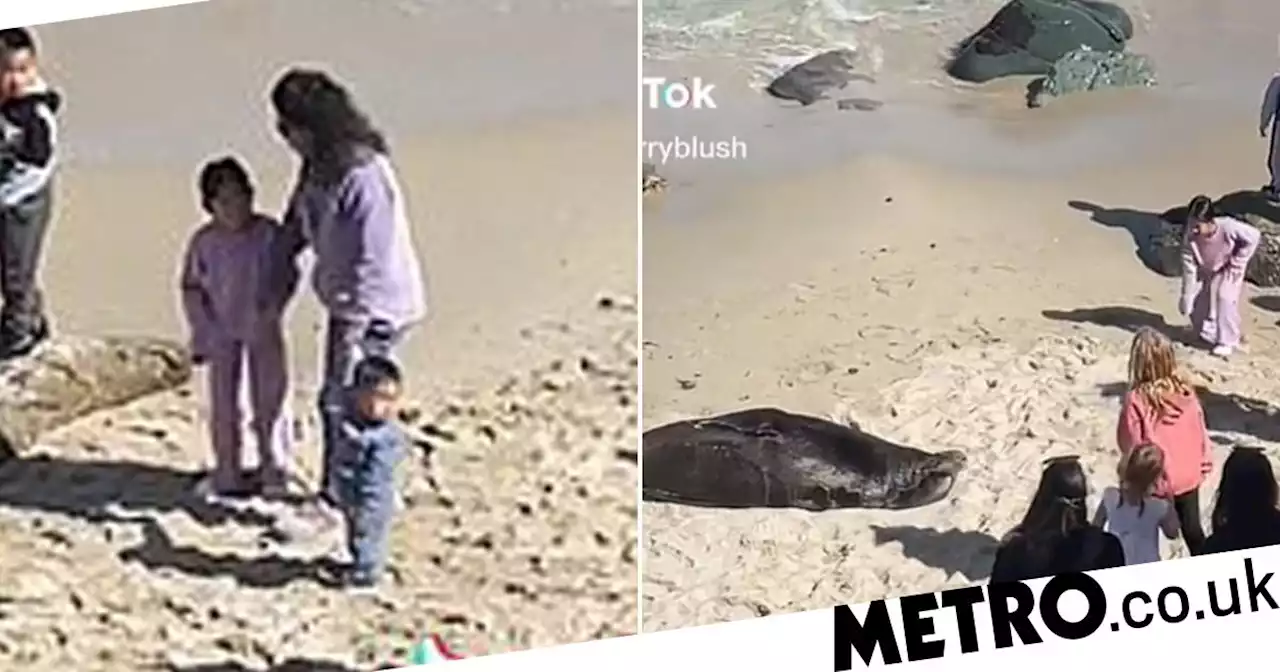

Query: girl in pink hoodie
left=1116, top=327, right=1214, bottom=555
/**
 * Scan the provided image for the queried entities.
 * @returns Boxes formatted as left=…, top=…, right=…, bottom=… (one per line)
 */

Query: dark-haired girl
left=180, top=156, right=297, bottom=500
left=990, top=457, right=1125, bottom=583
left=1203, top=447, right=1280, bottom=554
left=1178, top=194, right=1260, bottom=358
left=268, top=68, right=426, bottom=523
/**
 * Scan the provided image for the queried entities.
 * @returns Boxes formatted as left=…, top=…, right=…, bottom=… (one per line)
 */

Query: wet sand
left=0, top=0, right=638, bottom=669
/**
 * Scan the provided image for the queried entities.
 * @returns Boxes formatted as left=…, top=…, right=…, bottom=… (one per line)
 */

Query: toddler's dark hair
left=353, top=355, right=403, bottom=392
left=197, top=156, right=255, bottom=214
left=0, top=28, right=37, bottom=56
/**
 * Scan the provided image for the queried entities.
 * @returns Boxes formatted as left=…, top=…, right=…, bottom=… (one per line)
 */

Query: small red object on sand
left=430, top=634, right=465, bottom=660
left=407, top=633, right=467, bottom=664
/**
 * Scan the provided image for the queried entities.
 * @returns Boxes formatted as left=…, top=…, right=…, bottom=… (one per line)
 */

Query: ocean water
left=643, top=0, right=1280, bottom=209
left=643, top=0, right=1280, bottom=94
left=643, top=0, right=1034, bottom=84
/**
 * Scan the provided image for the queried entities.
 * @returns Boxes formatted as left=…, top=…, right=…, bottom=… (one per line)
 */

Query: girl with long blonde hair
left=1116, top=327, right=1213, bottom=555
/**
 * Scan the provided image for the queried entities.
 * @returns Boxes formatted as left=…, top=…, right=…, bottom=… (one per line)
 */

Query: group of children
left=1079, top=193, right=1274, bottom=566
left=0, top=27, right=413, bottom=592
left=1100, top=323, right=1280, bottom=563
left=993, top=325, right=1280, bottom=582
left=179, top=154, right=410, bottom=591
left=1096, top=326, right=1213, bottom=563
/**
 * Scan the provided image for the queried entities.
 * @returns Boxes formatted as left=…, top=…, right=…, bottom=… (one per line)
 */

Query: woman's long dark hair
left=1008, top=457, right=1090, bottom=551
left=270, top=68, right=388, bottom=183
left=1211, top=446, right=1280, bottom=533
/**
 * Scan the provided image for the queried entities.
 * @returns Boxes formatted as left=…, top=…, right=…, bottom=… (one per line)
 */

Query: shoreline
left=643, top=78, right=1267, bottom=191
left=643, top=84, right=1271, bottom=223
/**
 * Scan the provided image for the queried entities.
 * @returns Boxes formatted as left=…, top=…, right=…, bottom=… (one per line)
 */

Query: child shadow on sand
left=869, top=525, right=1000, bottom=583
left=115, top=516, right=356, bottom=590
left=1098, top=381, right=1280, bottom=451
left=1249, top=294, right=1280, bottom=326
left=0, top=456, right=279, bottom=530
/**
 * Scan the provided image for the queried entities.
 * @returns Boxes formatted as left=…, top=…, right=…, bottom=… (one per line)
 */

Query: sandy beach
left=0, top=0, right=638, bottom=669
left=641, top=12, right=1280, bottom=629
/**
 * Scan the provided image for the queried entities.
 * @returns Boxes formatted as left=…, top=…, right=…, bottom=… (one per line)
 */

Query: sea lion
left=642, top=407, right=967, bottom=511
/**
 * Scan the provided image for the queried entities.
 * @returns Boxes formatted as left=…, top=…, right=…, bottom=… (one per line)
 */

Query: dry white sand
left=0, top=1, right=638, bottom=670
left=641, top=118, right=1280, bottom=631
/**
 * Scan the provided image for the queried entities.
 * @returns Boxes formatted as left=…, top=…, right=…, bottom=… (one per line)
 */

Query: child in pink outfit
left=1116, top=327, right=1214, bottom=555
left=179, top=157, right=298, bottom=499
left=1178, top=194, right=1261, bottom=357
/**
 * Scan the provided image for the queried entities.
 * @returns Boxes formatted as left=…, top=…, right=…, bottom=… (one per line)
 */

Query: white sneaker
left=192, top=475, right=225, bottom=503
left=1212, top=344, right=1235, bottom=358
left=270, top=498, right=343, bottom=542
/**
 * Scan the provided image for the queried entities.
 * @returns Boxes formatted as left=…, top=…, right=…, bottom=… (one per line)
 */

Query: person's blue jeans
left=317, top=315, right=407, bottom=506
left=335, top=421, right=405, bottom=580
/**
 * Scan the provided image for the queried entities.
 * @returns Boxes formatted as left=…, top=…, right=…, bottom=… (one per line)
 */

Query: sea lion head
left=892, top=449, right=967, bottom=509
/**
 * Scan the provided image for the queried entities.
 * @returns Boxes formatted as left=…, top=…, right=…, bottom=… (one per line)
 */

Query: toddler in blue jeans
left=334, top=353, right=406, bottom=590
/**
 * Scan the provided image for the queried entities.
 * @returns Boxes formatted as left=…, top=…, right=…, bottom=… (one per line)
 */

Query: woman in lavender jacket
left=269, top=68, right=426, bottom=518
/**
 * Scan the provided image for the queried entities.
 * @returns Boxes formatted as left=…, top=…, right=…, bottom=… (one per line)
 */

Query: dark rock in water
left=836, top=97, right=883, bottom=112
left=1028, top=48, right=1155, bottom=107
left=1150, top=190, right=1280, bottom=287
left=947, top=0, right=1134, bottom=84
left=766, top=50, right=873, bottom=106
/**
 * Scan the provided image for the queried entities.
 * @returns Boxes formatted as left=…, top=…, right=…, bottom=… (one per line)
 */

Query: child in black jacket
left=0, top=27, right=61, bottom=359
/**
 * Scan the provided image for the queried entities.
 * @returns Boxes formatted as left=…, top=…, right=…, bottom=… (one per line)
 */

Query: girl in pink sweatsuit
left=1179, top=194, right=1261, bottom=358
left=180, top=157, right=298, bottom=499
